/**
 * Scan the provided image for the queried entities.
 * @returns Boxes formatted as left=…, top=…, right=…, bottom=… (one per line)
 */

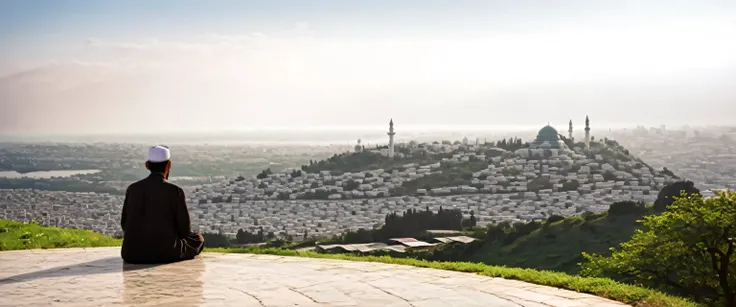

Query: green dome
left=531, top=125, right=562, bottom=149
left=536, top=125, right=559, bottom=141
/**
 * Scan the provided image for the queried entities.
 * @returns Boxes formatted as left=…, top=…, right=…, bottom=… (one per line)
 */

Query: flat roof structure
left=388, top=238, right=437, bottom=248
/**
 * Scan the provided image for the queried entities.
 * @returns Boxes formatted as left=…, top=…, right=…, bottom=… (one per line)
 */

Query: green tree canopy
left=654, top=180, right=700, bottom=211
left=580, top=191, right=736, bottom=306
left=256, top=168, right=272, bottom=179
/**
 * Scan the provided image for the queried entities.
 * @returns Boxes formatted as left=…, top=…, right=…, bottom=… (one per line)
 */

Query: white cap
left=148, top=146, right=171, bottom=162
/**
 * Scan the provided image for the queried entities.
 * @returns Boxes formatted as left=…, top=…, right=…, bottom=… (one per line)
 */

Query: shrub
left=560, top=179, right=580, bottom=192
left=581, top=191, right=736, bottom=306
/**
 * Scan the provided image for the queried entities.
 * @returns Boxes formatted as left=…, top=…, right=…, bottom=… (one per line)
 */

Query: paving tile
left=0, top=247, right=629, bottom=307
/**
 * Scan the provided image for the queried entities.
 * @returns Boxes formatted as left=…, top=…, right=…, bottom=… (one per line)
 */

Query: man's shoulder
left=125, top=176, right=183, bottom=194
left=125, top=179, right=146, bottom=194
left=161, top=180, right=184, bottom=193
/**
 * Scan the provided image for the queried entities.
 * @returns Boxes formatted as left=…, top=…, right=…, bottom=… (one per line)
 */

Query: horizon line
left=1, top=123, right=723, bottom=137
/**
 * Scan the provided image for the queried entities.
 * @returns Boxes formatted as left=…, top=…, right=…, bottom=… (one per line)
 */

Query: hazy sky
left=1, top=0, right=736, bottom=135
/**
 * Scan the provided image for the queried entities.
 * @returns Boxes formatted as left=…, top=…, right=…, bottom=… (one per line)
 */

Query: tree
left=486, top=224, right=505, bottom=242
left=581, top=191, right=736, bottom=306
left=560, top=179, right=580, bottom=192
left=602, top=170, right=617, bottom=181
left=654, top=180, right=700, bottom=212
left=343, top=179, right=360, bottom=191
left=332, top=207, right=466, bottom=244
left=660, top=167, right=679, bottom=179
left=527, top=177, right=553, bottom=192
left=257, top=227, right=265, bottom=242
left=256, top=168, right=272, bottom=179
left=202, top=232, right=231, bottom=248
left=462, top=210, right=478, bottom=229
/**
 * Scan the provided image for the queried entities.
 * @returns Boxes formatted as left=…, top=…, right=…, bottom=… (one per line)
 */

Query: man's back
left=121, top=173, right=192, bottom=264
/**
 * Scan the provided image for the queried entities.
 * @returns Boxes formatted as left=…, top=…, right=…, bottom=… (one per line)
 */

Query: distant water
left=0, top=169, right=101, bottom=179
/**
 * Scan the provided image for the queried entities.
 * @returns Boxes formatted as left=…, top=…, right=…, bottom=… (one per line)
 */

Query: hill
left=324, top=181, right=701, bottom=276
left=236, top=135, right=677, bottom=203
left=463, top=206, right=648, bottom=274
left=325, top=205, right=651, bottom=275
left=0, top=219, right=121, bottom=251
left=171, top=133, right=682, bottom=248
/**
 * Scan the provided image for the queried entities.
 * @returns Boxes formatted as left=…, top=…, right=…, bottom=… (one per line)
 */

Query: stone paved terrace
left=0, top=247, right=628, bottom=307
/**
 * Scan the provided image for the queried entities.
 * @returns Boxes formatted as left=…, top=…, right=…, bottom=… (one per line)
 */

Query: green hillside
left=465, top=208, right=648, bottom=274
left=462, top=182, right=700, bottom=275
left=336, top=182, right=701, bottom=277
left=0, top=219, right=121, bottom=251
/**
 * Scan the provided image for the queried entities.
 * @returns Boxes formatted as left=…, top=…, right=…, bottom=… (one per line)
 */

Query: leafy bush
left=256, top=168, right=272, bottom=179
left=202, top=232, right=231, bottom=248
left=527, top=177, right=553, bottom=192
left=581, top=191, right=736, bottom=306
left=560, top=179, right=580, bottom=192
left=653, top=180, right=700, bottom=211
left=602, top=171, right=617, bottom=181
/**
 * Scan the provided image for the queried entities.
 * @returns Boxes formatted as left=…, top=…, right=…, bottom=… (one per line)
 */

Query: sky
left=1, top=0, right=736, bottom=135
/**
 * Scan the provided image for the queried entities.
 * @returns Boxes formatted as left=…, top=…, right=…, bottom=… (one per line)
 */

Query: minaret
left=387, top=119, right=396, bottom=158
left=584, top=115, right=591, bottom=150
left=568, top=119, right=573, bottom=141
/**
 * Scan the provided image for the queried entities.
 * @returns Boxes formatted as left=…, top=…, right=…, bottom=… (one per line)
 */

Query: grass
left=0, top=219, right=696, bottom=307
left=0, top=219, right=121, bottom=251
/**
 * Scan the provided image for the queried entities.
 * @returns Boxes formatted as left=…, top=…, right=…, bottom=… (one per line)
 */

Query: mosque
left=528, top=125, right=565, bottom=149
left=359, top=116, right=592, bottom=159
left=515, top=116, right=592, bottom=159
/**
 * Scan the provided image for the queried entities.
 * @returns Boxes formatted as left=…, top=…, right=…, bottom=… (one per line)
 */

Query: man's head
left=146, top=145, right=172, bottom=178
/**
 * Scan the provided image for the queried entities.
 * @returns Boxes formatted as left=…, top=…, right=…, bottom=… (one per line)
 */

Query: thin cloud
left=2, top=20, right=736, bottom=134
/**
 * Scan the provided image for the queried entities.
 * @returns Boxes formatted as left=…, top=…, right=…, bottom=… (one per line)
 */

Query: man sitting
left=121, top=145, right=204, bottom=264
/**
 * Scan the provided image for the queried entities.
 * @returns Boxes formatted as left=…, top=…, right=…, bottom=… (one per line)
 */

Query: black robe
left=121, top=173, right=204, bottom=264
